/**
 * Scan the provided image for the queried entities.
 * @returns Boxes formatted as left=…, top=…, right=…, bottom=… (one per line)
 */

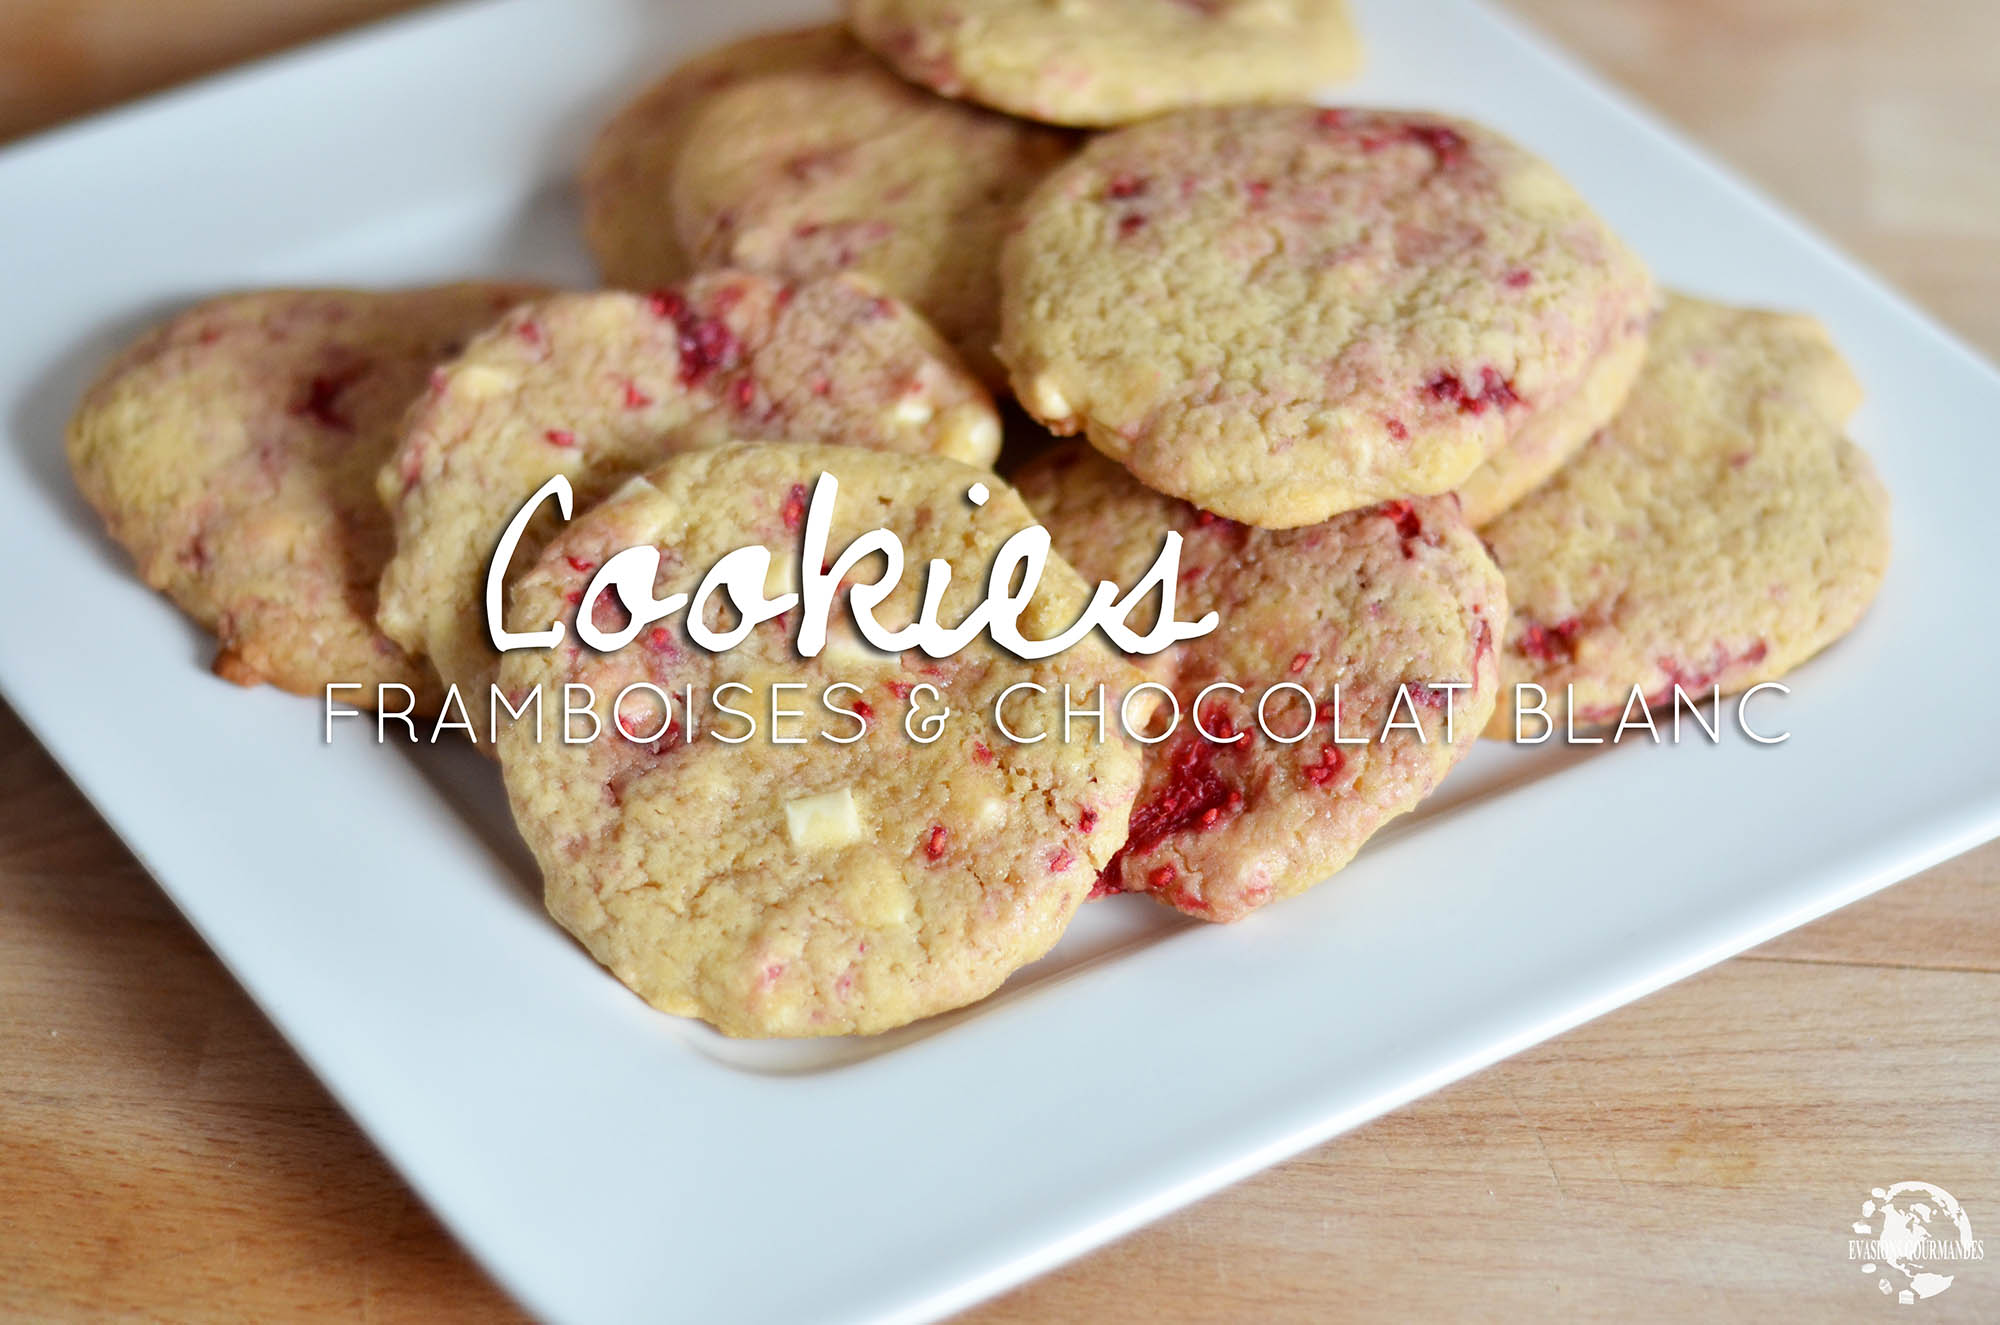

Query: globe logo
left=1848, top=1182, right=1985, bottom=1305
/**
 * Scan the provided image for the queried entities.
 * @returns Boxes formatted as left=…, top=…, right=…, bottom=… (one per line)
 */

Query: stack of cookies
left=64, top=1, right=1891, bottom=1038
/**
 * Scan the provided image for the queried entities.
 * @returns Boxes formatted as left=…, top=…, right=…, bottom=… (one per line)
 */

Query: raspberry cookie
left=376, top=272, right=1000, bottom=706
left=847, top=0, right=1364, bottom=127
left=583, top=26, right=852, bottom=292
left=1015, top=441, right=1505, bottom=921
left=1484, top=295, right=1891, bottom=732
left=583, top=24, right=1073, bottom=385
left=1001, top=106, right=1655, bottom=528
left=498, top=443, right=1146, bottom=1036
left=67, top=283, right=542, bottom=705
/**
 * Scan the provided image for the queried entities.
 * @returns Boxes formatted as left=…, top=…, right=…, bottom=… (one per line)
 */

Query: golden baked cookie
left=1015, top=441, right=1505, bottom=921
left=847, top=0, right=1363, bottom=127
left=1000, top=106, right=1656, bottom=528
left=1485, top=294, right=1891, bottom=733
left=583, top=24, right=1072, bottom=385
left=498, top=442, right=1147, bottom=1036
left=582, top=26, right=852, bottom=292
left=376, top=272, right=1000, bottom=708
left=67, top=283, right=542, bottom=706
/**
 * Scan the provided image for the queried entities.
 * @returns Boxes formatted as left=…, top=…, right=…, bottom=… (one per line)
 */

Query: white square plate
left=3, top=1, right=1996, bottom=1320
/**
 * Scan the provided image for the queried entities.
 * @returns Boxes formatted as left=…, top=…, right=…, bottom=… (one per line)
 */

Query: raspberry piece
left=780, top=483, right=808, bottom=531
left=1517, top=616, right=1583, bottom=663
left=1302, top=744, right=1345, bottom=787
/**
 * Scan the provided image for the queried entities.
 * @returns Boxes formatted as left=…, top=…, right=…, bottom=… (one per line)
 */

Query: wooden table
left=3, top=2, right=1997, bottom=1319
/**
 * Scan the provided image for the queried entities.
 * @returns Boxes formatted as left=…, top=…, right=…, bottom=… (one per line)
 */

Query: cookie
left=1000, top=106, right=1656, bottom=528
left=376, top=272, right=1001, bottom=707
left=1015, top=441, right=1505, bottom=921
left=497, top=442, right=1147, bottom=1036
left=1484, top=294, right=1891, bottom=733
left=583, top=24, right=1073, bottom=385
left=583, top=26, right=852, bottom=293
left=67, top=283, right=543, bottom=706
left=847, top=0, right=1364, bottom=127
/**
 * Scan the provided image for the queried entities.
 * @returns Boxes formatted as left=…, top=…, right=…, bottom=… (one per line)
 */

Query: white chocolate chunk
left=1025, top=375, right=1073, bottom=421
left=785, top=788, right=863, bottom=848
left=892, top=395, right=935, bottom=427
left=936, top=402, right=1000, bottom=464
left=451, top=363, right=518, bottom=398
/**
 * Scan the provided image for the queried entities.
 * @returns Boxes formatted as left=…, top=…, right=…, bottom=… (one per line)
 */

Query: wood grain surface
left=3, top=1, right=1997, bottom=1320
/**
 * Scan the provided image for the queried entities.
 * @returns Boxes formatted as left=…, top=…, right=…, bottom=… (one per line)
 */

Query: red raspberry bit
left=1079, top=807, right=1099, bottom=833
left=564, top=555, right=595, bottom=574
left=651, top=294, right=742, bottom=386
left=868, top=296, right=896, bottom=320
left=1424, top=369, right=1519, bottom=415
left=563, top=589, right=582, bottom=606
left=794, top=221, right=822, bottom=238
left=1193, top=509, right=1247, bottom=534
left=1407, top=123, right=1468, bottom=166
left=1505, top=268, right=1533, bottom=289
left=924, top=824, right=948, bottom=862
left=1100, top=737, right=1243, bottom=886
left=647, top=626, right=674, bottom=651
left=291, top=373, right=356, bottom=432
left=544, top=428, right=576, bottom=447
left=517, top=319, right=543, bottom=347
left=1302, top=744, right=1345, bottom=787
left=972, top=741, right=994, bottom=765
left=1245, top=178, right=1271, bottom=203
left=1146, top=864, right=1177, bottom=892
left=1405, top=683, right=1450, bottom=711
left=809, top=374, right=832, bottom=397
left=852, top=699, right=875, bottom=721
left=887, top=680, right=912, bottom=701
left=732, top=377, right=756, bottom=410
left=1315, top=107, right=1348, bottom=129
left=1290, top=651, right=1313, bottom=675
left=622, top=380, right=653, bottom=409
left=1049, top=846, right=1075, bottom=874
left=1107, top=173, right=1147, bottom=199
left=1517, top=616, right=1583, bottom=663
left=1089, top=871, right=1127, bottom=899
left=1385, top=418, right=1409, bottom=441
left=1477, top=366, right=1520, bottom=410
left=780, top=482, right=808, bottom=531
left=1117, top=213, right=1147, bottom=238
left=1379, top=499, right=1423, bottom=547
